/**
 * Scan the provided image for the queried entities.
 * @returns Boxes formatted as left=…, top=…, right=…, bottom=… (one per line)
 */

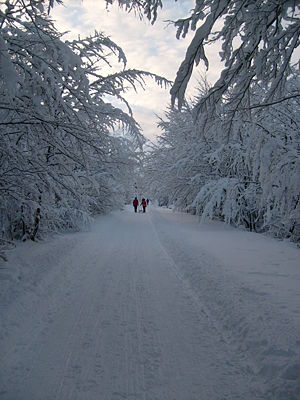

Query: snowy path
left=1, top=206, right=299, bottom=399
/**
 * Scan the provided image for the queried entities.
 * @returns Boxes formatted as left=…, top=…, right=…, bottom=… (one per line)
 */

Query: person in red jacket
left=133, top=197, right=139, bottom=213
left=141, top=198, right=147, bottom=213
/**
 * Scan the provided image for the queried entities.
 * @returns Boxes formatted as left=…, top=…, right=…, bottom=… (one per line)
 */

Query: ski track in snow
left=0, top=206, right=299, bottom=399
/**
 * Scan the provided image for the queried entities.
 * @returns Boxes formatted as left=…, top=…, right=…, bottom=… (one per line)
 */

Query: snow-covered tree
left=108, top=0, right=300, bottom=119
left=145, top=102, right=216, bottom=208
left=0, top=0, right=169, bottom=241
left=146, top=73, right=300, bottom=242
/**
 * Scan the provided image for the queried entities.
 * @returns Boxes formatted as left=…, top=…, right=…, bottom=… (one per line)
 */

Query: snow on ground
left=0, top=205, right=299, bottom=399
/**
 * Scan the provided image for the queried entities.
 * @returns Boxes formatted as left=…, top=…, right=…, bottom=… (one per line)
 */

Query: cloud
left=51, top=0, right=223, bottom=140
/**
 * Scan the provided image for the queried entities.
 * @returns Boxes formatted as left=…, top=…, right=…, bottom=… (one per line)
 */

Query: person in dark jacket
left=141, top=198, right=147, bottom=213
left=133, top=197, right=139, bottom=213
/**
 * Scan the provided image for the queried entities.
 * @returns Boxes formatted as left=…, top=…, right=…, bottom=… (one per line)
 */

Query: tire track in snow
left=148, top=208, right=300, bottom=399
left=148, top=208, right=266, bottom=399
left=2, top=208, right=296, bottom=399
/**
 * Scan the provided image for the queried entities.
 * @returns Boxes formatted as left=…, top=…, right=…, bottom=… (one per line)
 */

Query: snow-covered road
left=1, top=206, right=299, bottom=399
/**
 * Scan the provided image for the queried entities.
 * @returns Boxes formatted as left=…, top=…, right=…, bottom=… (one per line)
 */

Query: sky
left=51, top=0, right=223, bottom=141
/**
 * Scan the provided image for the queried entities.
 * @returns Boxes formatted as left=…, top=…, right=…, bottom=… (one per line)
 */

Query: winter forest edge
left=1, top=0, right=300, bottom=257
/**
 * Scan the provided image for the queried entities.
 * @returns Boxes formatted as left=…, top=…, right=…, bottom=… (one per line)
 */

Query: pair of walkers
left=133, top=197, right=148, bottom=213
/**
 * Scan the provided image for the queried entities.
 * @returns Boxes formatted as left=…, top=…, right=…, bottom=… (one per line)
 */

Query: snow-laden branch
left=107, top=0, right=300, bottom=119
left=0, top=0, right=160, bottom=240
left=145, top=75, right=300, bottom=242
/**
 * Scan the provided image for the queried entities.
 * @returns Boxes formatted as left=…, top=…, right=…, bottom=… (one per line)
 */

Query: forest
left=0, top=0, right=168, bottom=244
left=1, top=0, right=299, bottom=247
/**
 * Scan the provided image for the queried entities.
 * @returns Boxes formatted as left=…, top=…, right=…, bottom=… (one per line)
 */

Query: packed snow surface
left=0, top=206, right=299, bottom=399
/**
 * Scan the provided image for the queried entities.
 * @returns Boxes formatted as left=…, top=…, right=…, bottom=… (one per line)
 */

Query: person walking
left=133, top=197, right=139, bottom=213
left=141, top=198, right=147, bottom=213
